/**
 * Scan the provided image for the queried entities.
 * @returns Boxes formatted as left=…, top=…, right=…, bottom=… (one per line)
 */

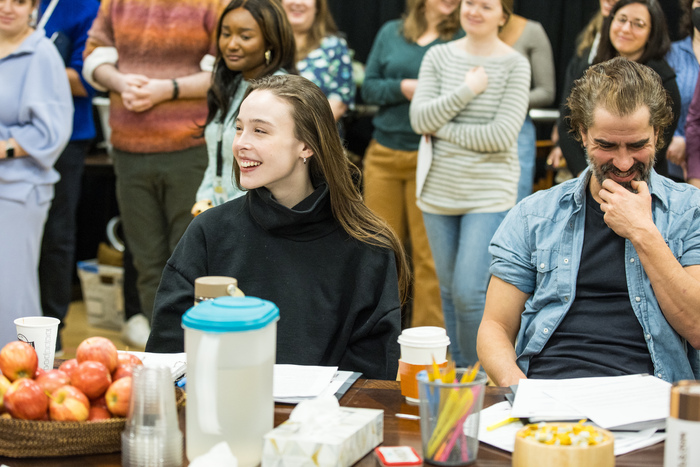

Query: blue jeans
left=517, top=116, right=536, bottom=203
left=422, top=210, right=508, bottom=367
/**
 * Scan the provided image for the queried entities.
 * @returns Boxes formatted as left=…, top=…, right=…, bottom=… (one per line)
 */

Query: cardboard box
left=77, top=259, right=124, bottom=331
left=262, top=407, right=383, bottom=467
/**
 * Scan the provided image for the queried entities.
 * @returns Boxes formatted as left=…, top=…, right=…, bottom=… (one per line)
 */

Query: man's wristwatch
left=5, top=140, right=14, bottom=159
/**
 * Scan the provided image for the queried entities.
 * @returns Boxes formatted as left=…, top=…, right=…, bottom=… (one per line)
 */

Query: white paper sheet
left=477, top=401, right=666, bottom=456
left=541, top=374, right=670, bottom=430
left=273, top=364, right=338, bottom=398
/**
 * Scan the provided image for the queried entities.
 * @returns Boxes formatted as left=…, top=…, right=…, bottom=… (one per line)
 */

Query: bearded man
left=477, top=57, right=700, bottom=386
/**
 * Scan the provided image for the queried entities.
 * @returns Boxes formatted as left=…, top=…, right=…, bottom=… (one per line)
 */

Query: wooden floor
left=61, top=301, right=145, bottom=359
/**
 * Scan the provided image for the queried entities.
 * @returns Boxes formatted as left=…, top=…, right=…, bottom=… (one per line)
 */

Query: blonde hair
left=576, top=11, right=604, bottom=57
left=296, top=0, right=339, bottom=60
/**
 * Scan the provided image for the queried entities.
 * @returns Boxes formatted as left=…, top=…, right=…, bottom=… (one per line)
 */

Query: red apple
left=3, top=378, right=49, bottom=420
left=0, top=374, right=10, bottom=413
left=35, top=370, right=71, bottom=396
left=58, top=358, right=79, bottom=379
left=118, top=353, right=143, bottom=366
left=111, top=363, right=135, bottom=381
left=77, top=337, right=118, bottom=373
left=0, top=342, right=38, bottom=381
left=87, top=405, right=112, bottom=421
left=92, top=395, right=107, bottom=408
left=34, top=366, right=46, bottom=378
left=49, top=385, right=90, bottom=421
left=71, top=361, right=112, bottom=400
left=105, top=376, right=132, bottom=417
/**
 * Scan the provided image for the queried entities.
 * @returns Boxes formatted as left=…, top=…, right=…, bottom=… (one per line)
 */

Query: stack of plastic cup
left=122, top=365, right=183, bottom=467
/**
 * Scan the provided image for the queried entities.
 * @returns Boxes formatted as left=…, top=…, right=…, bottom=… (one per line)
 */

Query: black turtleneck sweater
left=146, top=183, right=401, bottom=380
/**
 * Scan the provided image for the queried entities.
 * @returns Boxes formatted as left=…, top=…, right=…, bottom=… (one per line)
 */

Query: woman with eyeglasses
left=557, top=0, right=680, bottom=177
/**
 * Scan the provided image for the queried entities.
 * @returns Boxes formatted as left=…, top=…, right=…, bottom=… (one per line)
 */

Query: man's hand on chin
left=598, top=179, right=655, bottom=241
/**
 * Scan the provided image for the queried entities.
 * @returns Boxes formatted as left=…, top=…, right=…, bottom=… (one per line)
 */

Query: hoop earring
left=265, top=50, right=271, bottom=65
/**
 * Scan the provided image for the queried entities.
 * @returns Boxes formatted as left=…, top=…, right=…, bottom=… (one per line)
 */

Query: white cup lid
left=397, top=326, right=450, bottom=348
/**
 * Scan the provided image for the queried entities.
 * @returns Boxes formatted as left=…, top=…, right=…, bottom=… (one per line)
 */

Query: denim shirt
left=489, top=169, right=700, bottom=382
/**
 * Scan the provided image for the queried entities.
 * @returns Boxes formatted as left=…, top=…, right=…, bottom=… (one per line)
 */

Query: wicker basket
left=0, top=417, right=126, bottom=458
left=0, top=387, right=185, bottom=458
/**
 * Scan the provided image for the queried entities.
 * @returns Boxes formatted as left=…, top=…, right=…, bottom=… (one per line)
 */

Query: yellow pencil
left=486, top=417, right=520, bottom=431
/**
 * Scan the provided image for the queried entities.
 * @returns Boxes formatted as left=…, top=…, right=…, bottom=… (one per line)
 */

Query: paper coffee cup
left=15, top=316, right=60, bottom=371
left=397, top=327, right=450, bottom=402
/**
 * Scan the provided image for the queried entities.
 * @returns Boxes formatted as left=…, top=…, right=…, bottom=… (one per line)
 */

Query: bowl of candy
left=512, top=420, right=614, bottom=467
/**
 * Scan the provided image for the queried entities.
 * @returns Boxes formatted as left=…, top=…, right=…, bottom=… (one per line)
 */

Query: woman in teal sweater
left=361, top=0, right=462, bottom=329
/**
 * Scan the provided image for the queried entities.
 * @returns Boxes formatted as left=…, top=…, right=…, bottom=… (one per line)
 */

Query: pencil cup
left=397, top=326, right=450, bottom=403
left=14, top=316, right=59, bottom=371
left=417, top=369, right=487, bottom=466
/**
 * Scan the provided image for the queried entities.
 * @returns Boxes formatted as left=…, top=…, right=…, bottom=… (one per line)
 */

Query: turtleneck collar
left=247, top=182, right=338, bottom=240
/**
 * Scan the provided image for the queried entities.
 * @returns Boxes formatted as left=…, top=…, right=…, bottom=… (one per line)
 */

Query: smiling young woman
left=148, top=74, right=410, bottom=381
left=191, top=0, right=296, bottom=217
left=280, top=0, right=354, bottom=121
left=409, top=0, right=531, bottom=367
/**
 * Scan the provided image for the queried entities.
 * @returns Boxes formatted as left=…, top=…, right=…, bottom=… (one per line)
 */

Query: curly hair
left=567, top=57, right=674, bottom=150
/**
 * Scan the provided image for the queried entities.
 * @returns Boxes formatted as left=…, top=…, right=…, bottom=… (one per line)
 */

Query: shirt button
left=564, top=258, right=569, bottom=264
left=564, top=296, right=569, bottom=302
left=657, top=373, right=662, bottom=378
left=543, top=328, right=549, bottom=334
left=630, top=258, right=635, bottom=263
left=540, top=263, right=545, bottom=269
left=645, top=334, right=651, bottom=340
left=635, top=297, right=641, bottom=302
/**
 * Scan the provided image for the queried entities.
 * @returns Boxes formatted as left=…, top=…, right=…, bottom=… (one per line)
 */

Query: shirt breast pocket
left=532, top=249, right=558, bottom=292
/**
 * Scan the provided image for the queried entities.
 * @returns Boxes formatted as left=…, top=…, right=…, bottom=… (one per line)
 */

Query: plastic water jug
left=182, top=296, right=279, bottom=466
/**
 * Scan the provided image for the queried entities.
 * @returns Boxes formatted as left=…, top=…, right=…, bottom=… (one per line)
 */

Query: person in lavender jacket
left=0, top=0, right=73, bottom=347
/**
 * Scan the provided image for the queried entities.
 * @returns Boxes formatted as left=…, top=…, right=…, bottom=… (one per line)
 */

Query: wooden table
left=0, top=380, right=664, bottom=466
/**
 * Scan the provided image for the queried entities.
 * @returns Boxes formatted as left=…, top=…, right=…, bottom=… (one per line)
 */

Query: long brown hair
left=402, top=0, right=461, bottom=43
left=296, top=0, right=339, bottom=60
left=235, top=74, right=411, bottom=304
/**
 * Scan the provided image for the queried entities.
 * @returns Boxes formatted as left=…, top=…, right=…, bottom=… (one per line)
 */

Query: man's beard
left=586, top=149, right=653, bottom=193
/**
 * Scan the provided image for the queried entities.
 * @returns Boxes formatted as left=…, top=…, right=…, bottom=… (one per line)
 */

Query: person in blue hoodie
left=36, top=0, right=100, bottom=353
left=0, top=0, right=73, bottom=348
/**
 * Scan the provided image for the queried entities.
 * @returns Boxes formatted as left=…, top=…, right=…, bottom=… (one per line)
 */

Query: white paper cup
left=397, top=326, right=450, bottom=364
left=14, top=316, right=60, bottom=371
left=397, top=327, right=450, bottom=403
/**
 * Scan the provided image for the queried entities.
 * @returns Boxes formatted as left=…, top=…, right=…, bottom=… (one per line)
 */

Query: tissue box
left=262, top=407, right=383, bottom=467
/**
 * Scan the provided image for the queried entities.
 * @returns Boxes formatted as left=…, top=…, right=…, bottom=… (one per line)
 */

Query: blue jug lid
left=182, top=296, right=279, bottom=332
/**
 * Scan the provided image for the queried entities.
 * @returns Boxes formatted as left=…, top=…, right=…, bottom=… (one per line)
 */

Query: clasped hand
left=598, top=179, right=654, bottom=241
left=121, top=74, right=171, bottom=113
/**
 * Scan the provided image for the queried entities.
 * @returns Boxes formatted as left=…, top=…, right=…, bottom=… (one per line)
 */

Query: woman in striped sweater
left=409, top=0, right=530, bottom=367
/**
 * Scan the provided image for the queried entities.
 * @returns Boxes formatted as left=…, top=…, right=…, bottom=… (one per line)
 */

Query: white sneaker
left=122, top=314, right=151, bottom=348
